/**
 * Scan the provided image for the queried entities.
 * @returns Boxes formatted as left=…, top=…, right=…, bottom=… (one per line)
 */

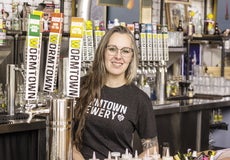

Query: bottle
left=132, top=150, right=141, bottom=160
left=11, top=2, right=21, bottom=30
left=196, top=13, right=203, bottom=35
left=162, top=147, right=173, bottom=160
left=21, top=2, right=30, bottom=31
left=111, top=152, right=121, bottom=160
left=187, top=84, right=194, bottom=98
left=104, top=151, right=115, bottom=160
left=120, top=148, right=132, bottom=160
left=177, top=20, right=183, bottom=32
left=187, top=21, right=195, bottom=36
left=191, top=151, right=197, bottom=159
left=0, top=10, right=6, bottom=46
left=139, top=74, right=151, bottom=97
left=217, top=109, right=223, bottom=123
left=89, top=151, right=100, bottom=160
left=0, top=83, right=6, bottom=112
left=114, top=18, right=120, bottom=26
left=213, top=110, right=218, bottom=124
left=15, top=84, right=25, bottom=111
left=214, top=22, right=220, bottom=35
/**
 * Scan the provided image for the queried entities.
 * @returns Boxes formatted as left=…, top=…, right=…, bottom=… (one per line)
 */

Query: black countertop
left=0, top=119, right=46, bottom=134
left=0, top=113, right=46, bottom=134
left=153, top=96, right=230, bottom=115
left=0, top=96, right=230, bottom=134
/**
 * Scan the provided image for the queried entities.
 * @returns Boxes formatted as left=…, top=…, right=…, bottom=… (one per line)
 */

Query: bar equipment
left=149, top=24, right=169, bottom=104
left=0, top=13, right=80, bottom=160
left=137, top=23, right=180, bottom=105
left=179, top=81, right=191, bottom=96
left=155, top=61, right=167, bottom=104
left=6, top=64, right=15, bottom=115
left=48, top=98, right=73, bottom=160
left=77, top=0, right=91, bottom=20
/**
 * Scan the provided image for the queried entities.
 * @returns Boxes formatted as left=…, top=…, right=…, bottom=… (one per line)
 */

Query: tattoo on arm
left=141, top=136, right=158, bottom=151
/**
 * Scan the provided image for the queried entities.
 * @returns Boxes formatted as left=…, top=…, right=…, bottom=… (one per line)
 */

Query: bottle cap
left=89, top=151, right=100, bottom=160
left=104, top=151, right=115, bottom=160
left=121, top=148, right=132, bottom=159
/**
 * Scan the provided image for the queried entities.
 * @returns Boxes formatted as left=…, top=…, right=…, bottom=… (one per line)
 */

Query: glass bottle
left=22, top=2, right=31, bottom=32
left=0, top=10, right=6, bottom=46
left=15, top=84, right=25, bottom=112
left=11, top=2, right=21, bottom=31
left=0, top=83, right=6, bottom=112
left=196, top=13, right=203, bottom=35
left=187, top=13, right=195, bottom=36
left=217, top=109, right=223, bottom=123
left=177, top=20, right=183, bottom=32
left=214, top=22, right=220, bottom=35
left=187, top=21, right=195, bottom=36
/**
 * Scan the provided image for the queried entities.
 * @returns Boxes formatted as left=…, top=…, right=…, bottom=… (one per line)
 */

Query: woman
left=73, top=25, right=158, bottom=159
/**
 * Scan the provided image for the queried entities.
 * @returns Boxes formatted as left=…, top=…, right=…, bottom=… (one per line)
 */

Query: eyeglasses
left=106, top=45, right=133, bottom=57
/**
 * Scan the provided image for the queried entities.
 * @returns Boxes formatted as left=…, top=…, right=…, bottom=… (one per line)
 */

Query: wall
left=216, top=0, right=230, bottom=31
left=107, top=0, right=140, bottom=24
left=211, top=108, right=230, bottom=148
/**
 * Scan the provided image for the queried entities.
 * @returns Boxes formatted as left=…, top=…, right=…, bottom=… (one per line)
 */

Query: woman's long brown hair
left=73, top=25, right=139, bottom=150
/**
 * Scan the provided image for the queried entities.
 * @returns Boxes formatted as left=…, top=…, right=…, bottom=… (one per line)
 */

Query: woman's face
left=105, top=33, right=133, bottom=79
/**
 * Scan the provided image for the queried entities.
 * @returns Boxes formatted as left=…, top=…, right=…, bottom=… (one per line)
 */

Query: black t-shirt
left=80, top=83, right=157, bottom=160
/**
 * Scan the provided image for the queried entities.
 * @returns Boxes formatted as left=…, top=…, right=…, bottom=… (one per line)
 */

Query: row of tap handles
left=5, top=58, right=168, bottom=119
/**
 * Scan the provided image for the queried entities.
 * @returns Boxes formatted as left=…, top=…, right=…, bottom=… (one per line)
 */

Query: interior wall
left=107, top=0, right=140, bottom=23
left=212, top=108, right=230, bottom=148
left=216, top=0, right=230, bottom=31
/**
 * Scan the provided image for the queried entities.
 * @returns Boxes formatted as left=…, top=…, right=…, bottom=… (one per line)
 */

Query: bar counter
left=0, top=118, right=45, bottom=134
left=152, top=95, right=230, bottom=156
left=0, top=97, right=230, bottom=159
left=153, top=96, right=230, bottom=115
left=0, top=114, right=46, bottom=160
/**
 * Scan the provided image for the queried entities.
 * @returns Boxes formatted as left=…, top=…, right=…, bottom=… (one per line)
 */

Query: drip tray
left=0, top=112, right=45, bottom=125
left=168, top=94, right=223, bottom=101
left=0, top=120, right=13, bottom=125
left=0, top=113, right=29, bottom=125
left=0, top=112, right=29, bottom=121
left=193, top=94, right=223, bottom=100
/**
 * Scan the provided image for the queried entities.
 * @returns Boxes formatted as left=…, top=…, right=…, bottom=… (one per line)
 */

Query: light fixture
left=126, top=0, right=134, bottom=9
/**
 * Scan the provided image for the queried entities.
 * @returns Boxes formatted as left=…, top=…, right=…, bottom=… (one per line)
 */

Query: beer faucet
left=6, top=64, right=26, bottom=115
left=25, top=103, right=50, bottom=123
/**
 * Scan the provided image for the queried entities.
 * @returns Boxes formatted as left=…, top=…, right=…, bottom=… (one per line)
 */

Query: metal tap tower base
left=47, top=98, right=74, bottom=160
left=156, top=61, right=167, bottom=104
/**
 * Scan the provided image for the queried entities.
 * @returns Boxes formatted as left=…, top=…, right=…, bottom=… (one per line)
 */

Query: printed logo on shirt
left=87, top=98, right=127, bottom=121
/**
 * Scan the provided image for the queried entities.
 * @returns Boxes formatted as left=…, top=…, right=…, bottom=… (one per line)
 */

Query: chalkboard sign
left=98, top=0, right=124, bottom=7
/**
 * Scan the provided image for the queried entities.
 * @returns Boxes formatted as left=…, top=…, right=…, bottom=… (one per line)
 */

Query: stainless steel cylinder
left=77, top=0, right=92, bottom=20
left=6, top=64, right=16, bottom=115
left=47, top=98, right=74, bottom=160
left=156, top=63, right=166, bottom=104
left=58, top=57, right=68, bottom=97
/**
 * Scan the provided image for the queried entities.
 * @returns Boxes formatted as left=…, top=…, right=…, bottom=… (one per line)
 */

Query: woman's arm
left=138, top=136, right=159, bottom=158
left=73, top=145, right=85, bottom=160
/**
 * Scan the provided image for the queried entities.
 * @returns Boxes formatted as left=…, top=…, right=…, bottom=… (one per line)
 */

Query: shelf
left=210, top=122, right=228, bottom=130
left=192, top=35, right=228, bottom=41
left=6, top=30, right=71, bottom=37
left=168, top=47, right=187, bottom=68
left=189, top=35, right=230, bottom=77
left=224, top=48, right=230, bottom=53
left=169, top=47, right=186, bottom=53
